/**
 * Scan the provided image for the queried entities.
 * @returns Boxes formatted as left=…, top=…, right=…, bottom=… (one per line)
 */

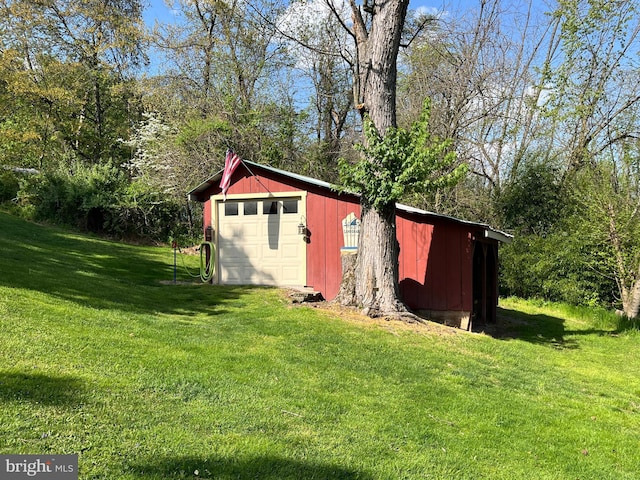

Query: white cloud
left=277, top=0, right=354, bottom=71
left=414, top=5, right=445, bottom=18
left=278, top=0, right=350, bottom=38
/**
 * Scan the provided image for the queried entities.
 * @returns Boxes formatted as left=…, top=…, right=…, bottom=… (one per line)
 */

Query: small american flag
left=220, top=150, right=242, bottom=200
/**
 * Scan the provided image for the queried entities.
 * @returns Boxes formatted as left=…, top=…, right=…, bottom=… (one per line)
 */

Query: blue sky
left=142, top=0, right=481, bottom=30
left=142, top=1, right=173, bottom=27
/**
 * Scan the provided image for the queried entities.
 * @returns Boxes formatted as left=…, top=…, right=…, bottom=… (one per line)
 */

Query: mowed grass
left=1, top=212, right=640, bottom=479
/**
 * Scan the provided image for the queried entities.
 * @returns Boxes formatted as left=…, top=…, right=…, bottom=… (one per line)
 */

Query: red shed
left=187, top=160, right=511, bottom=329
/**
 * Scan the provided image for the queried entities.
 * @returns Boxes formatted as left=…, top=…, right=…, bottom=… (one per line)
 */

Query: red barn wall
left=397, top=212, right=474, bottom=314
left=203, top=201, right=212, bottom=231
left=306, top=190, right=360, bottom=300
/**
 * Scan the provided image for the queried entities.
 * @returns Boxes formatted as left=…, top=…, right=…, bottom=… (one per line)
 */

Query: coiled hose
left=200, top=242, right=215, bottom=282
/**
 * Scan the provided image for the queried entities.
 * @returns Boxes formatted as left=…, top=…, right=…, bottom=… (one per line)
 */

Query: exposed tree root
left=362, top=306, right=426, bottom=324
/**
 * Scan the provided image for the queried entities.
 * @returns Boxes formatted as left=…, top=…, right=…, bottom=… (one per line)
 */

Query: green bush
left=18, top=161, right=125, bottom=230
left=497, top=161, right=569, bottom=236
left=500, top=230, right=618, bottom=309
left=16, top=162, right=189, bottom=242
left=497, top=160, right=620, bottom=308
left=0, top=170, right=20, bottom=203
left=107, top=180, right=186, bottom=241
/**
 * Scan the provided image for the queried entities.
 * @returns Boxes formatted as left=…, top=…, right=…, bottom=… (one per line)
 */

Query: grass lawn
left=1, top=211, right=639, bottom=479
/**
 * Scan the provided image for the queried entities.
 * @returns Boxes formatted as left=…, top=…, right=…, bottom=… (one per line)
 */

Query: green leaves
left=497, top=161, right=569, bottom=237
left=338, top=99, right=467, bottom=210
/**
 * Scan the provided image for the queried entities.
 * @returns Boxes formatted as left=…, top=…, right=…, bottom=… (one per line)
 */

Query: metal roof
left=186, top=159, right=335, bottom=201
left=187, top=159, right=513, bottom=243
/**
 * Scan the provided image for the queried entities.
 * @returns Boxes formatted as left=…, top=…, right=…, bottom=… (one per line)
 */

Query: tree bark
left=354, top=202, right=405, bottom=316
left=336, top=249, right=357, bottom=305
left=607, top=202, right=640, bottom=319
left=341, top=0, right=410, bottom=316
left=624, top=276, right=640, bottom=319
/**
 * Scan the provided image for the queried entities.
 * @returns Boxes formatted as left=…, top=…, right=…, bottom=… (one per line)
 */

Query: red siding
left=306, top=190, right=360, bottom=300
left=461, top=232, right=473, bottom=312
left=397, top=217, right=432, bottom=309
left=397, top=212, right=474, bottom=312
left=306, top=191, right=325, bottom=292
left=229, top=169, right=299, bottom=195
left=203, top=201, right=212, bottom=232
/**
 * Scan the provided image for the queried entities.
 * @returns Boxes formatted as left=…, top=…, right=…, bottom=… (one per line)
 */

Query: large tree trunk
left=337, top=0, right=410, bottom=317
left=336, top=201, right=409, bottom=317
left=623, top=277, right=640, bottom=319
left=355, top=202, right=405, bottom=315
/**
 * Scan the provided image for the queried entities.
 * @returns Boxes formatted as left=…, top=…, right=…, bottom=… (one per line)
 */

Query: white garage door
left=217, top=197, right=305, bottom=286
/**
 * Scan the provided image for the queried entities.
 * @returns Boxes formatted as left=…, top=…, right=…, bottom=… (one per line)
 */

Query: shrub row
left=3, top=162, right=194, bottom=243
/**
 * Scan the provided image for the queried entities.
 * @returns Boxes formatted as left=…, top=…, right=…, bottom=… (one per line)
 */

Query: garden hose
left=200, top=241, right=215, bottom=282
left=177, top=247, right=201, bottom=279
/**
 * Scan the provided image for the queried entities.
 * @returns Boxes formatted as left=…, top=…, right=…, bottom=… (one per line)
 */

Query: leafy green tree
left=299, top=0, right=466, bottom=318
left=149, top=0, right=300, bottom=164
left=571, top=158, right=640, bottom=316
left=278, top=0, right=356, bottom=172
left=497, top=160, right=568, bottom=237
left=0, top=170, right=19, bottom=202
left=500, top=228, right=616, bottom=307
left=0, top=0, right=147, bottom=167
left=497, top=158, right=629, bottom=310
left=322, top=0, right=409, bottom=317
left=397, top=0, right=556, bottom=223
left=542, top=0, right=640, bottom=172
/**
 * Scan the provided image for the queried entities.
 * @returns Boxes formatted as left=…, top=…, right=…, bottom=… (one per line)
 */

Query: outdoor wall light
left=298, top=216, right=307, bottom=236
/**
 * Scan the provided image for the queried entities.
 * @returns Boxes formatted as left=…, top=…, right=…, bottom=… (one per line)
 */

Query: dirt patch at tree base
left=293, top=299, right=461, bottom=337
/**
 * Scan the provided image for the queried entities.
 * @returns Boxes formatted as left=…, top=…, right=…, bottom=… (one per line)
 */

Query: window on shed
left=224, top=202, right=239, bottom=216
left=283, top=199, right=298, bottom=214
left=244, top=201, right=257, bottom=215
left=263, top=201, right=279, bottom=215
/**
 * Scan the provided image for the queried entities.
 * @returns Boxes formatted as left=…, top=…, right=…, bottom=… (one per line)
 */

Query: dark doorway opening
left=472, top=241, right=498, bottom=326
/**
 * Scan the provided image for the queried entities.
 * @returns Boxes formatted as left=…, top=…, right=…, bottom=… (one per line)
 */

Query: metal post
left=172, top=240, right=177, bottom=284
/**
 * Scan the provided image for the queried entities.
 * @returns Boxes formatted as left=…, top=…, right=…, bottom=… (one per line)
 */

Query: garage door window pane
left=225, top=202, right=238, bottom=216
left=283, top=199, right=298, bottom=214
left=263, top=201, right=279, bottom=215
left=244, top=201, right=257, bottom=215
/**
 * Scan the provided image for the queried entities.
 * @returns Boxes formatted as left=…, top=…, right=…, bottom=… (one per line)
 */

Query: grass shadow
left=128, top=455, right=372, bottom=480
left=0, top=212, right=251, bottom=316
left=613, top=314, right=640, bottom=334
left=474, top=307, right=575, bottom=348
left=473, top=306, right=619, bottom=349
left=0, top=370, right=85, bottom=406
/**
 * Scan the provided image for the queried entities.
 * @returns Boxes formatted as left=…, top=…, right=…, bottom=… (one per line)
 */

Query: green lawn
left=1, top=212, right=639, bottom=479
